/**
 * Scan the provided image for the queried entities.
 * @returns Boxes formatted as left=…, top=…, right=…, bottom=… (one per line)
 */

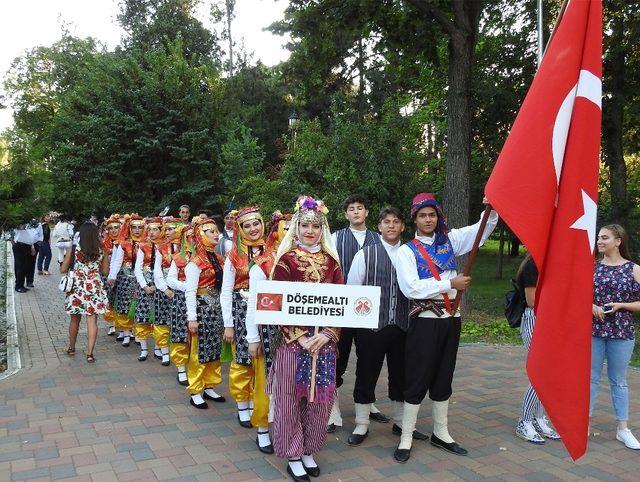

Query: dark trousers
left=37, top=241, right=52, bottom=271
left=404, top=316, right=461, bottom=404
left=336, top=327, right=355, bottom=388
left=12, top=242, right=30, bottom=289
left=353, top=325, right=406, bottom=404
left=25, top=244, right=37, bottom=284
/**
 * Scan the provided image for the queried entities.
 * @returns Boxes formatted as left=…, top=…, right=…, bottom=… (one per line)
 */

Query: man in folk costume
left=393, top=193, right=498, bottom=462
left=167, top=226, right=194, bottom=387
left=268, top=196, right=342, bottom=482
left=346, top=206, right=428, bottom=446
left=102, top=214, right=123, bottom=336
left=216, top=209, right=238, bottom=257
left=133, top=217, right=163, bottom=361
left=183, top=217, right=227, bottom=408
left=152, top=217, right=185, bottom=366
left=329, top=194, right=386, bottom=432
left=108, top=214, right=146, bottom=347
left=221, top=206, right=267, bottom=428
left=244, top=210, right=294, bottom=454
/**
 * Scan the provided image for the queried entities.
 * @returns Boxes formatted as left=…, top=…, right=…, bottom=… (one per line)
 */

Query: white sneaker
left=616, top=428, right=640, bottom=449
left=534, top=417, right=561, bottom=440
left=516, top=420, right=545, bottom=444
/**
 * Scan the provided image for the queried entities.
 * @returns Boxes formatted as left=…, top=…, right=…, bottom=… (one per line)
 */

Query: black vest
left=335, top=228, right=379, bottom=279
left=363, top=242, right=409, bottom=331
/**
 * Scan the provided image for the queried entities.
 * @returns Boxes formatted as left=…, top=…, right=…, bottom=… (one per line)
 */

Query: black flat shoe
left=238, top=415, right=253, bottom=428
left=327, top=423, right=336, bottom=433
left=255, top=436, right=274, bottom=454
left=392, top=423, right=429, bottom=440
left=203, top=392, right=226, bottom=403
left=369, top=411, right=390, bottom=423
left=122, top=340, right=130, bottom=347
left=153, top=350, right=162, bottom=359
left=286, top=464, right=309, bottom=482
left=430, top=434, right=468, bottom=456
left=393, top=447, right=411, bottom=463
left=26, top=283, right=34, bottom=288
left=302, top=461, right=320, bottom=478
left=138, top=350, right=148, bottom=361
left=177, top=374, right=189, bottom=387
left=347, top=432, right=368, bottom=446
left=190, top=398, right=208, bottom=409
left=161, top=359, right=171, bottom=366
left=116, top=333, right=125, bottom=341
left=15, top=288, right=28, bottom=293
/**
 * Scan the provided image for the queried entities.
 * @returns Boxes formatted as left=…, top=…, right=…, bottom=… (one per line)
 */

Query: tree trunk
left=602, top=6, right=628, bottom=224
left=226, top=0, right=234, bottom=76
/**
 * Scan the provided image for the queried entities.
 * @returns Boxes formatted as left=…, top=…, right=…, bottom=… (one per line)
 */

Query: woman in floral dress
left=591, top=224, right=640, bottom=449
left=61, top=222, right=109, bottom=363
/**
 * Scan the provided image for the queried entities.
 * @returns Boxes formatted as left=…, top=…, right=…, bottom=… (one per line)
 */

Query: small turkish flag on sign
left=256, top=293, right=283, bottom=312
left=485, top=0, right=601, bottom=460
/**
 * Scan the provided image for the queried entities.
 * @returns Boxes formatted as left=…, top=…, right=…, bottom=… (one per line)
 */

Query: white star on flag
left=569, top=189, right=597, bottom=253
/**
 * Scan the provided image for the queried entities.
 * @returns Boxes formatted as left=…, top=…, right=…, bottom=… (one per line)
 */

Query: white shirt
left=166, top=260, right=187, bottom=292
left=396, top=211, right=499, bottom=318
left=220, top=248, right=261, bottom=328
left=31, top=225, right=44, bottom=244
left=53, top=222, right=72, bottom=242
left=346, top=238, right=401, bottom=286
left=184, top=262, right=201, bottom=321
left=134, top=248, right=150, bottom=288
left=245, top=264, right=267, bottom=344
left=331, top=226, right=368, bottom=249
left=108, top=245, right=124, bottom=280
left=13, top=228, right=36, bottom=245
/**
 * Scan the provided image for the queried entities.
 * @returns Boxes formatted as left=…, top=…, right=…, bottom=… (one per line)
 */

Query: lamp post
left=288, top=111, right=299, bottom=149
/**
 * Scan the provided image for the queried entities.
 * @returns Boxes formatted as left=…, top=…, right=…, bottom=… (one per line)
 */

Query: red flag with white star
left=485, top=0, right=601, bottom=460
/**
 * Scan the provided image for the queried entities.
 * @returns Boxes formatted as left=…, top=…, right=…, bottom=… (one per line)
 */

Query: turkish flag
left=256, top=293, right=283, bottom=312
left=485, top=0, right=601, bottom=460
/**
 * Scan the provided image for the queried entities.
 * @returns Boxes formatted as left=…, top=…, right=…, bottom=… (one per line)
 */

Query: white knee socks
left=399, top=402, right=420, bottom=450
left=432, top=400, right=454, bottom=443
left=353, top=403, right=371, bottom=435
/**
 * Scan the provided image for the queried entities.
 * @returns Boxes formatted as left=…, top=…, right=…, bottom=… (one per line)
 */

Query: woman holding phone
left=591, top=224, right=640, bottom=449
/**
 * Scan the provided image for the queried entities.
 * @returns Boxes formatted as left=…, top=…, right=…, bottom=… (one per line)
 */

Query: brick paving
left=2, top=272, right=640, bottom=481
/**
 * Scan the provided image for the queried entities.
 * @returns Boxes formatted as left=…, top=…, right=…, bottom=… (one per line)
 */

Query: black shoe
left=393, top=447, right=411, bottom=463
left=392, top=423, right=429, bottom=440
left=327, top=423, right=336, bottom=433
left=15, top=288, right=28, bottom=293
left=255, top=435, right=274, bottom=454
left=302, top=460, right=320, bottom=478
left=430, top=434, right=468, bottom=456
left=190, top=397, right=208, bottom=409
left=203, top=391, right=226, bottom=403
left=138, top=350, right=148, bottom=361
left=135, top=340, right=141, bottom=346
left=370, top=411, right=390, bottom=423
left=347, top=431, right=368, bottom=446
left=153, top=349, right=162, bottom=359
left=238, top=409, right=253, bottom=428
left=177, top=373, right=189, bottom=386
left=286, top=463, right=310, bottom=482
left=116, top=333, right=125, bottom=341
left=122, top=338, right=130, bottom=347
left=107, top=329, right=115, bottom=336
left=26, top=283, right=34, bottom=288
left=161, top=359, right=171, bottom=366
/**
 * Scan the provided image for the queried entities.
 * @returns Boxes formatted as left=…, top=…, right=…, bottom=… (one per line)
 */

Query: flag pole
left=451, top=204, right=493, bottom=313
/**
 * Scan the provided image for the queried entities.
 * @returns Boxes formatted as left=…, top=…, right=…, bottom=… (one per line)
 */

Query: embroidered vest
left=406, top=238, right=457, bottom=279
left=335, top=228, right=379, bottom=279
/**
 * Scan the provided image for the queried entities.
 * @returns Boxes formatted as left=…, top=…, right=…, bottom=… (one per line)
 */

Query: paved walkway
left=1, top=272, right=640, bottom=482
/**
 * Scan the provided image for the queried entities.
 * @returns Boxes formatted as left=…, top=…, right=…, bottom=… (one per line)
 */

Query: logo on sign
left=256, top=293, right=283, bottom=311
left=354, top=297, right=372, bottom=316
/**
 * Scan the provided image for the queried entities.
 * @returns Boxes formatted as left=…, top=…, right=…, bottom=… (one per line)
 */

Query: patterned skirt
left=115, top=268, right=136, bottom=315
left=232, top=291, right=251, bottom=366
left=170, top=291, right=188, bottom=344
left=260, top=324, right=280, bottom=374
left=134, top=270, right=155, bottom=324
left=101, top=275, right=117, bottom=308
left=197, top=294, right=224, bottom=364
left=154, top=289, right=172, bottom=326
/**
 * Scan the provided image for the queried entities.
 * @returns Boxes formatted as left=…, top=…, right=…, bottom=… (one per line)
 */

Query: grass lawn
left=466, top=239, right=640, bottom=367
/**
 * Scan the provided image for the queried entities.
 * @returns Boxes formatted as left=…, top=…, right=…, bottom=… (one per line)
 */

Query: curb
left=1, top=241, right=22, bottom=381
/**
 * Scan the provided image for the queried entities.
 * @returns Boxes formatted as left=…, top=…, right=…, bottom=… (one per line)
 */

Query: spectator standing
left=37, top=213, right=53, bottom=275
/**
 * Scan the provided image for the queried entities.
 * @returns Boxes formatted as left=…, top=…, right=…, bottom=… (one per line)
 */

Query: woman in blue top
left=591, top=224, right=640, bottom=450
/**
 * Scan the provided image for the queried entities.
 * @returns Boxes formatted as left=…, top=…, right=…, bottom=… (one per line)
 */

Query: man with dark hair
left=346, top=207, right=428, bottom=446
left=179, top=205, right=191, bottom=223
left=198, top=209, right=213, bottom=219
left=215, top=209, right=237, bottom=257
left=329, top=194, right=386, bottom=432
left=393, top=193, right=498, bottom=463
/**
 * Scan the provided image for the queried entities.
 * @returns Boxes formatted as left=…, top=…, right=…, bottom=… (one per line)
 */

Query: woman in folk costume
left=152, top=218, right=185, bottom=366
left=102, top=214, right=123, bottom=336
left=220, top=206, right=267, bottom=428
left=107, top=214, right=146, bottom=346
left=166, top=226, right=194, bottom=387
left=133, top=217, right=163, bottom=361
left=243, top=211, right=293, bottom=454
left=183, top=217, right=227, bottom=408
left=268, top=196, right=343, bottom=482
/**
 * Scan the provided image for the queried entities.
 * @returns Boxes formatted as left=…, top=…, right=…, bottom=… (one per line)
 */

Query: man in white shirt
left=329, top=194, right=385, bottom=432
left=393, top=193, right=498, bottom=463
left=346, top=207, right=428, bottom=447
left=11, top=221, right=39, bottom=293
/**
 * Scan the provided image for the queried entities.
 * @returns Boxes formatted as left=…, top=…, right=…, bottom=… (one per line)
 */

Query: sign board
left=254, top=280, right=380, bottom=329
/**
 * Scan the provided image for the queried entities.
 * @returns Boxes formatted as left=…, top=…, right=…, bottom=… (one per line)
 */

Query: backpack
left=504, top=278, right=527, bottom=328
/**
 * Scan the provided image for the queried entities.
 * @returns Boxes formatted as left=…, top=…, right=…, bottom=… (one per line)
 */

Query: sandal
left=65, top=347, right=76, bottom=356
left=86, top=354, right=95, bottom=363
